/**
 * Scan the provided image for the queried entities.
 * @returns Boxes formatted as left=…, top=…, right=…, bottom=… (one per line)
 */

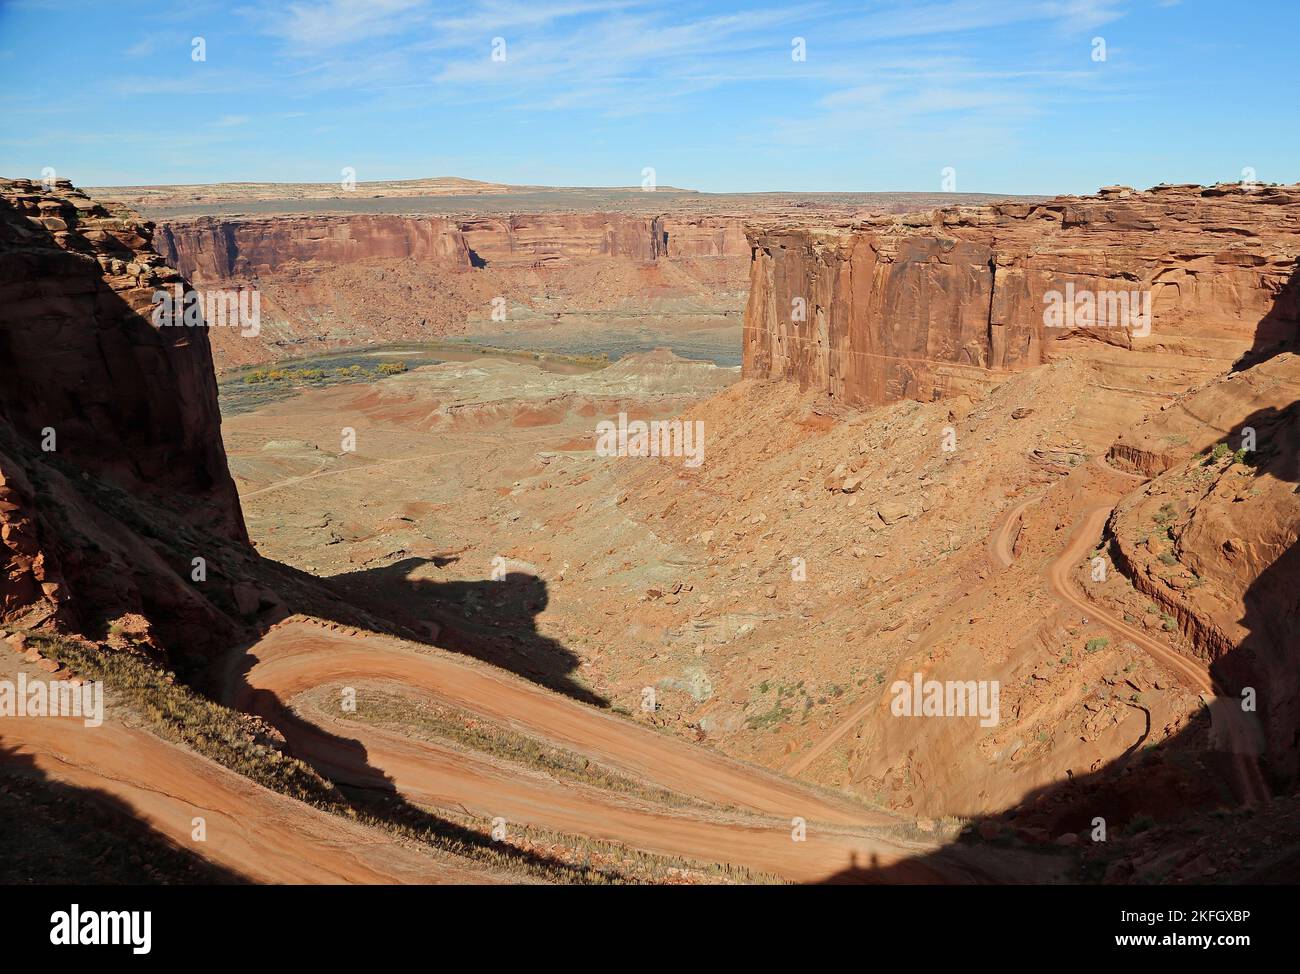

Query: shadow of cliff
left=0, top=744, right=245, bottom=884
left=228, top=641, right=627, bottom=884
left=1231, top=260, right=1299, bottom=371
left=215, top=553, right=628, bottom=880
left=322, top=559, right=606, bottom=707
left=1213, top=397, right=1300, bottom=771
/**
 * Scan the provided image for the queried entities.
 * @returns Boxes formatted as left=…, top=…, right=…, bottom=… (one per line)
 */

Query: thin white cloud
left=249, top=0, right=428, bottom=51
left=836, top=0, right=1126, bottom=40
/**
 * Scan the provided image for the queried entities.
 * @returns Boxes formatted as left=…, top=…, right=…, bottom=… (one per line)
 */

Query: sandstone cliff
left=743, top=184, right=1300, bottom=407
left=157, top=213, right=749, bottom=278
left=0, top=177, right=253, bottom=659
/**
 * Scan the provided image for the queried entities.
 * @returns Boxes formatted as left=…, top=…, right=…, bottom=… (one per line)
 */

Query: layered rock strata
left=743, top=184, right=1300, bottom=406
left=0, top=177, right=251, bottom=653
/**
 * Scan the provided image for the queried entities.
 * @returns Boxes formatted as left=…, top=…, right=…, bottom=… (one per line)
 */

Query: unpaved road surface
left=228, top=618, right=1040, bottom=883
left=987, top=496, right=1041, bottom=570
left=1047, top=506, right=1270, bottom=806
left=785, top=453, right=1269, bottom=808
left=0, top=660, right=502, bottom=884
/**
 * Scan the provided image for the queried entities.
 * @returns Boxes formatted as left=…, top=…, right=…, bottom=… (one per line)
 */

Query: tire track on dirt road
left=227, top=618, right=1043, bottom=882
left=1047, top=506, right=1270, bottom=806
left=0, top=668, right=503, bottom=884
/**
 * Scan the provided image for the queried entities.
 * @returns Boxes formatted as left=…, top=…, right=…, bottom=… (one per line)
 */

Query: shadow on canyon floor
left=223, top=563, right=636, bottom=881
left=226, top=667, right=625, bottom=882
left=0, top=744, right=246, bottom=884
left=324, top=559, right=606, bottom=707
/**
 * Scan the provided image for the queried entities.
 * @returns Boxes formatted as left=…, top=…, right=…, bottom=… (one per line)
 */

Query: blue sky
left=0, top=0, right=1295, bottom=194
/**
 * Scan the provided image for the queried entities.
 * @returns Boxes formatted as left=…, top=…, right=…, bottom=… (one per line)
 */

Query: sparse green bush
left=1127, top=814, right=1156, bottom=834
left=1208, top=442, right=1231, bottom=462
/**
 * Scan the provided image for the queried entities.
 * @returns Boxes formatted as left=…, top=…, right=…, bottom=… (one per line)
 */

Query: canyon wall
left=157, top=213, right=747, bottom=279
left=0, top=179, right=246, bottom=540
left=156, top=215, right=476, bottom=279
left=0, top=177, right=253, bottom=655
left=743, top=184, right=1300, bottom=407
left=154, top=213, right=751, bottom=369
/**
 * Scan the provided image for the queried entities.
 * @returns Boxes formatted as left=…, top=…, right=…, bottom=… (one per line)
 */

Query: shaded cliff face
left=744, top=184, right=1300, bottom=407
left=154, top=213, right=751, bottom=369
left=0, top=177, right=251, bottom=656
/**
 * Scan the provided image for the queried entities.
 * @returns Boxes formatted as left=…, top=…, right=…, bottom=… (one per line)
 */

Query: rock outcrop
left=0, top=177, right=252, bottom=657
left=156, top=214, right=478, bottom=279
left=0, top=178, right=246, bottom=541
left=743, top=184, right=1300, bottom=407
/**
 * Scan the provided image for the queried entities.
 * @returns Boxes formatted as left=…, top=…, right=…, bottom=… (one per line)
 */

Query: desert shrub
left=1127, top=814, right=1156, bottom=834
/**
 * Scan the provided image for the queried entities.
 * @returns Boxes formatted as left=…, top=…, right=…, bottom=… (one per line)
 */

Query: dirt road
left=786, top=490, right=1048, bottom=779
left=987, top=495, right=1041, bottom=570
left=785, top=455, right=1268, bottom=806
left=1046, top=506, right=1270, bottom=805
left=0, top=663, right=502, bottom=884
left=227, top=618, right=1034, bottom=883
left=787, top=489, right=1048, bottom=779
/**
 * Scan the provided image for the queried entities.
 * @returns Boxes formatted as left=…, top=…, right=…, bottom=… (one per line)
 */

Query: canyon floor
left=3, top=178, right=1296, bottom=887
left=5, top=340, right=1296, bottom=886
left=200, top=339, right=1295, bottom=882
